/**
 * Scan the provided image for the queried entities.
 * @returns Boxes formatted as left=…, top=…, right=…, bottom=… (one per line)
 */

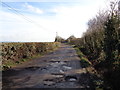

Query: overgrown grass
left=74, top=47, right=91, bottom=68
left=73, top=45, right=104, bottom=89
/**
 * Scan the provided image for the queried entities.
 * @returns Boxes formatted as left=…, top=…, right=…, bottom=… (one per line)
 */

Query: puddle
left=59, top=61, right=66, bottom=65
left=63, top=66, right=72, bottom=70
left=49, top=61, right=66, bottom=68
left=50, top=62, right=62, bottom=67
left=60, top=70, right=64, bottom=73
left=43, top=79, right=55, bottom=86
left=65, top=76, right=77, bottom=82
left=43, top=74, right=64, bottom=86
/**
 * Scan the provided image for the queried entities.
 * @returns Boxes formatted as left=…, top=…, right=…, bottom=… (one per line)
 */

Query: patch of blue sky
left=1, top=2, right=27, bottom=15
left=25, top=2, right=89, bottom=9
left=1, top=2, right=54, bottom=16
left=2, top=2, right=23, bottom=9
left=1, top=2, right=83, bottom=14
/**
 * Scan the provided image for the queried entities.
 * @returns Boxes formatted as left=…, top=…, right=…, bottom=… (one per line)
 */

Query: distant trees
left=66, top=35, right=76, bottom=44
left=55, top=36, right=65, bottom=43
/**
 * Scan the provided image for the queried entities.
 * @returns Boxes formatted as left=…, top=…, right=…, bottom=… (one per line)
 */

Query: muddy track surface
left=2, top=44, right=93, bottom=89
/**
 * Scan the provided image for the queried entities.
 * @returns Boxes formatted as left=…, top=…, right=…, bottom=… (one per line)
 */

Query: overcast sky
left=0, top=0, right=110, bottom=42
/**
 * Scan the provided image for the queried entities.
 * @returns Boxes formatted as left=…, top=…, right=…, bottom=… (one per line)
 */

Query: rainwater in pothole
left=65, top=75, right=78, bottom=82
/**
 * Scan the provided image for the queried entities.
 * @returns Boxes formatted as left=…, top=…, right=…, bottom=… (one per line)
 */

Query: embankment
left=1, top=42, right=60, bottom=70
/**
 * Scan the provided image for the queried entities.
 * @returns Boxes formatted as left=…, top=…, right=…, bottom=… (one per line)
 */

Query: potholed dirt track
left=2, top=44, right=93, bottom=89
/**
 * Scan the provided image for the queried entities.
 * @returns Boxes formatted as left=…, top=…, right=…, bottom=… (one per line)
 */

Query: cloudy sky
left=0, top=0, right=109, bottom=42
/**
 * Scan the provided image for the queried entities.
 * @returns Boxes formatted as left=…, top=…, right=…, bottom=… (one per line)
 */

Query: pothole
left=49, top=61, right=60, bottom=63
left=41, top=67, right=47, bottom=70
left=43, top=75, right=64, bottom=86
left=63, top=66, right=72, bottom=70
left=24, top=66, right=40, bottom=71
left=60, top=70, right=64, bottom=73
left=63, top=61, right=68, bottom=63
left=65, top=76, right=78, bottom=82
left=43, top=79, right=55, bottom=86
left=51, top=73, right=64, bottom=76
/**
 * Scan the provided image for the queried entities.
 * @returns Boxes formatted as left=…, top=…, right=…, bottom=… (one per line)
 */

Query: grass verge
left=74, top=47, right=91, bottom=68
left=73, top=45, right=104, bottom=89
